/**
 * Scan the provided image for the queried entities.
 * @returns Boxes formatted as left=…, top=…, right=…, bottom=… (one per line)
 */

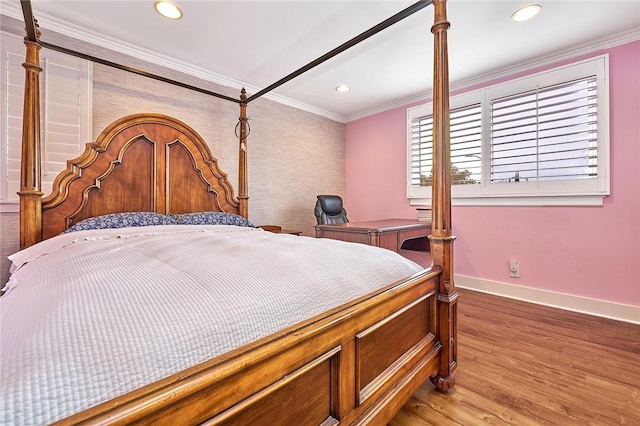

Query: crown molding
left=345, top=27, right=640, bottom=122
left=4, top=2, right=637, bottom=125
left=344, top=92, right=428, bottom=122
left=0, top=2, right=345, bottom=123
left=257, top=92, right=345, bottom=122
left=448, top=27, right=640, bottom=95
left=0, top=1, right=22, bottom=20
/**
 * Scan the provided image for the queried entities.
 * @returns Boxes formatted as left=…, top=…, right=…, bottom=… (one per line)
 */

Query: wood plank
left=390, top=288, right=640, bottom=426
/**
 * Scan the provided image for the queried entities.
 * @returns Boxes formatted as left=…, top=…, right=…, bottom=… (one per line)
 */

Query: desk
left=315, top=219, right=430, bottom=253
left=259, top=225, right=302, bottom=236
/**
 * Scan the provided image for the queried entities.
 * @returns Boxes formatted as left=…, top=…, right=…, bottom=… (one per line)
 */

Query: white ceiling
left=3, top=0, right=640, bottom=122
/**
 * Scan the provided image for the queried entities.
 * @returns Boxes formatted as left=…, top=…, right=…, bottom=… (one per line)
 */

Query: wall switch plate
left=509, top=259, right=519, bottom=278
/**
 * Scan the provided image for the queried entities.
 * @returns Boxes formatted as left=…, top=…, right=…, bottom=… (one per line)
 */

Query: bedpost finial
left=34, top=18, right=41, bottom=39
left=240, top=88, right=247, bottom=103
left=24, top=17, right=42, bottom=41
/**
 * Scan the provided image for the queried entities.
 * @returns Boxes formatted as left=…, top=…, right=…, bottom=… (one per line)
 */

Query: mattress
left=0, top=225, right=423, bottom=425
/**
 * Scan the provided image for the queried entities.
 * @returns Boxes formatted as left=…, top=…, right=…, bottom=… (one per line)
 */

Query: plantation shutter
left=490, top=76, right=598, bottom=184
left=1, top=34, right=91, bottom=202
left=409, top=114, right=433, bottom=187
left=409, top=103, right=482, bottom=187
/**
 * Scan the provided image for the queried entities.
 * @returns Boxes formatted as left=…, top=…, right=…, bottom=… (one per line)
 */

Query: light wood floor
left=390, top=288, right=640, bottom=425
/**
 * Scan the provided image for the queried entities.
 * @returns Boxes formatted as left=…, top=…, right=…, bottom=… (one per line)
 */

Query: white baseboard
left=455, top=275, right=640, bottom=325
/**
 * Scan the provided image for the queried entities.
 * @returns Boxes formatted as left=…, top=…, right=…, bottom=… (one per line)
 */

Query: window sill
left=409, top=194, right=607, bottom=207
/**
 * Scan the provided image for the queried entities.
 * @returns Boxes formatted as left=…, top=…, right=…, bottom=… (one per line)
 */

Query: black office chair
left=314, top=195, right=349, bottom=225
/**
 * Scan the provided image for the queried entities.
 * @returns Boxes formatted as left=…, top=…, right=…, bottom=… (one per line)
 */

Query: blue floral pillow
left=62, top=212, right=170, bottom=234
left=168, top=212, right=254, bottom=228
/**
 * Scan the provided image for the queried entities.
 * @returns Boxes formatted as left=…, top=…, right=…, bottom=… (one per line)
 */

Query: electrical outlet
left=509, top=259, right=519, bottom=278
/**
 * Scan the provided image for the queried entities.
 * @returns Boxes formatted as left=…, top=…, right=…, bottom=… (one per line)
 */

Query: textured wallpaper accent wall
left=0, top=16, right=345, bottom=285
left=91, top=66, right=345, bottom=234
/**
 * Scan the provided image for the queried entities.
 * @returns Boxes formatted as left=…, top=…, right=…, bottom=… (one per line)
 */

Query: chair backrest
left=314, top=195, right=349, bottom=225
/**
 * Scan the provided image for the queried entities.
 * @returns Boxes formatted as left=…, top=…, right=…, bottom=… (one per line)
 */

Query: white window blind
left=407, top=55, right=609, bottom=206
left=490, top=76, right=598, bottom=184
left=409, top=114, right=433, bottom=187
left=409, top=103, right=482, bottom=187
left=1, top=33, right=92, bottom=204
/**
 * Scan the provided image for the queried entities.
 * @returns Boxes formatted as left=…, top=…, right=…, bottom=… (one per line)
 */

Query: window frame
left=1, top=32, right=93, bottom=212
left=407, top=54, right=610, bottom=207
left=408, top=91, right=484, bottom=201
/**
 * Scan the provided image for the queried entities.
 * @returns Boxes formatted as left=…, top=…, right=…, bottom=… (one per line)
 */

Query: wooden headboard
left=39, top=113, right=242, bottom=239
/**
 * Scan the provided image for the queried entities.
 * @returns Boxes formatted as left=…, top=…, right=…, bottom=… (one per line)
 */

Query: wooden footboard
left=53, top=268, right=442, bottom=426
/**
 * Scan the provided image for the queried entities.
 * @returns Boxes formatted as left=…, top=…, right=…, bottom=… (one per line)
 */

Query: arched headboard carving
left=41, top=113, right=240, bottom=239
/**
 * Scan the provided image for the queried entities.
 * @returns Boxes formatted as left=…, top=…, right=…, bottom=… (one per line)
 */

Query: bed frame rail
left=52, top=269, right=442, bottom=426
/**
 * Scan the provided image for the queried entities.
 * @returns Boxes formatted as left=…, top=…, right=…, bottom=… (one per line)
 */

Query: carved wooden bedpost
left=19, top=14, right=43, bottom=249
left=429, top=0, right=458, bottom=392
left=238, top=88, right=249, bottom=219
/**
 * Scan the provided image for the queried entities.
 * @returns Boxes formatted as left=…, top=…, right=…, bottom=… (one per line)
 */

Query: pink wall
left=346, top=41, right=640, bottom=307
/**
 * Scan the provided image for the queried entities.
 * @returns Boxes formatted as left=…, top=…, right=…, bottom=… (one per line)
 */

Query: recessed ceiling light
left=335, top=85, right=351, bottom=93
left=154, top=1, right=183, bottom=20
left=511, top=4, right=542, bottom=22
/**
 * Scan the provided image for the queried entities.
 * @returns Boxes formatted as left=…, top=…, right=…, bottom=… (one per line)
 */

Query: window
left=409, top=100, right=482, bottom=187
left=407, top=55, right=609, bottom=206
left=491, top=77, right=598, bottom=184
left=1, top=33, right=92, bottom=210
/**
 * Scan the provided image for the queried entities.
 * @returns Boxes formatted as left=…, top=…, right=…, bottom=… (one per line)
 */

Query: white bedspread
left=0, top=225, right=423, bottom=425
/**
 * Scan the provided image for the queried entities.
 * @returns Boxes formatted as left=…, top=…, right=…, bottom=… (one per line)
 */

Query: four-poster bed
left=3, top=0, right=457, bottom=424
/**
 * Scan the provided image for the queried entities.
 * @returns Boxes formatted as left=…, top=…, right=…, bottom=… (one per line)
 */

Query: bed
left=2, top=0, right=457, bottom=425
